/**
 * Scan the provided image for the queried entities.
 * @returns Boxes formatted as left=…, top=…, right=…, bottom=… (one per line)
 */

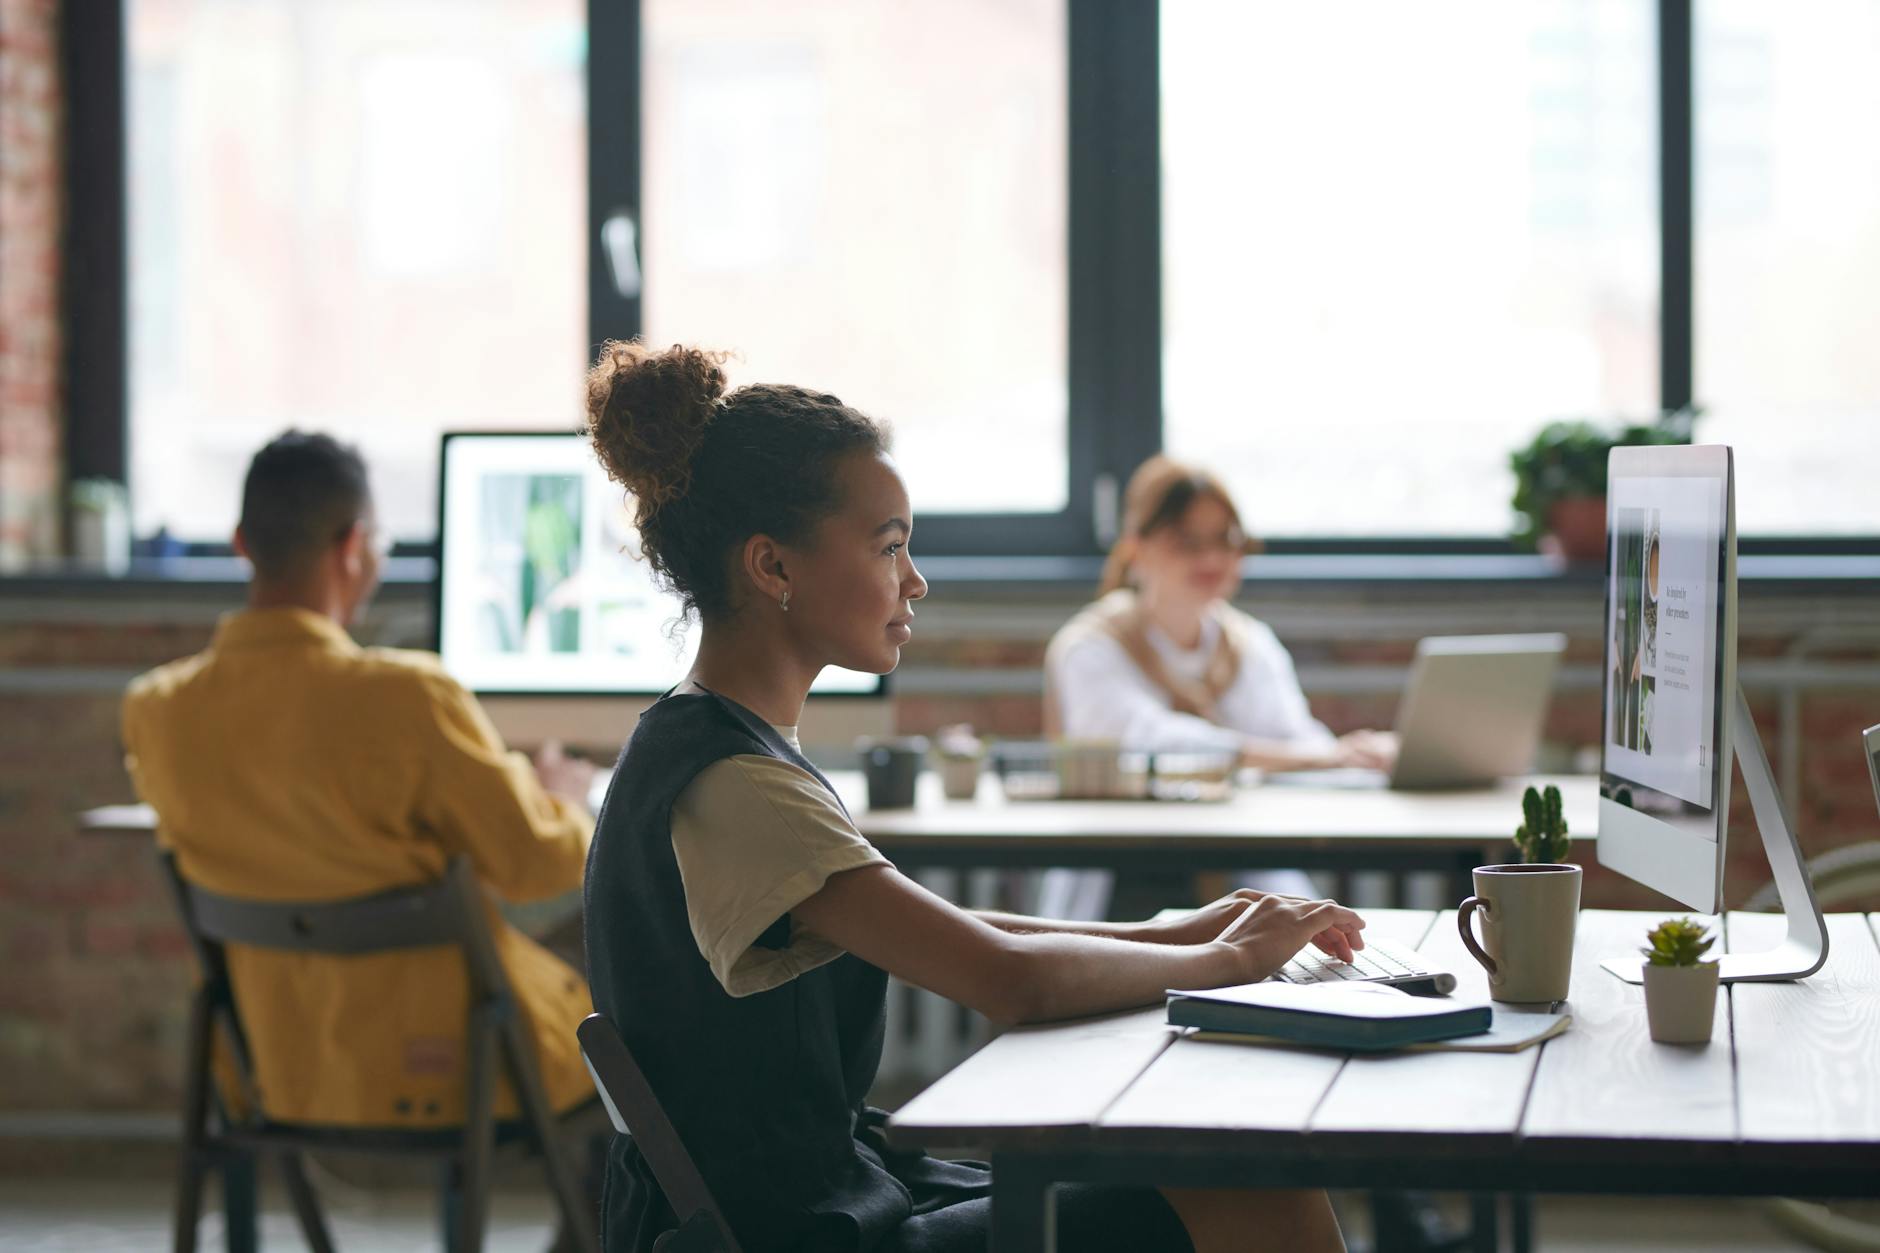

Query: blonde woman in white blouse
left=1040, top=456, right=1396, bottom=915
left=1047, top=455, right=1395, bottom=771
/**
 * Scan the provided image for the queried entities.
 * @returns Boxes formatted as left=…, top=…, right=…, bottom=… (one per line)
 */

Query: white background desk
left=835, top=772, right=1599, bottom=906
left=84, top=773, right=1601, bottom=898
left=888, top=908, right=1880, bottom=1253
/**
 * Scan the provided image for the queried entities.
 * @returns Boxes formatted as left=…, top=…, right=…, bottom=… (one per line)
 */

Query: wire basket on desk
left=988, top=742, right=1237, bottom=802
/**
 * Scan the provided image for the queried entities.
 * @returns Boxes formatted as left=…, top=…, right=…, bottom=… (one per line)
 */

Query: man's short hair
left=238, top=431, right=372, bottom=579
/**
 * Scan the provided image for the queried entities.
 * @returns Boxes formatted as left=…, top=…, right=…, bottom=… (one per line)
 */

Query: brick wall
left=3, top=576, right=1876, bottom=1116
left=0, top=0, right=64, bottom=569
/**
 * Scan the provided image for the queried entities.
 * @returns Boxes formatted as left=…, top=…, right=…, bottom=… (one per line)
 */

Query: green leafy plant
left=1640, top=917, right=1716, bottom=968
left=1509, top=409, right=1699, bottom=548
left=1513, top=784, right=1572, bottom=864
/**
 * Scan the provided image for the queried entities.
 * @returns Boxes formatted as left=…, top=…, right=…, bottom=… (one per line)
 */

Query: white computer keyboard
left=1270, top=936, right=1458, bottom=994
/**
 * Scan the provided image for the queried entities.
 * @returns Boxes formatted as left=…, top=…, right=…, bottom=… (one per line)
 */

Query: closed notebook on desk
left=1166, top=981, right=1492, bottom=1051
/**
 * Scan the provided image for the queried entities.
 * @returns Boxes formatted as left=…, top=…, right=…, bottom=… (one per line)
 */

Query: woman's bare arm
left=792, top=866, right=1364, bottom=1026
left=973, top=891, right=1361, bottom=961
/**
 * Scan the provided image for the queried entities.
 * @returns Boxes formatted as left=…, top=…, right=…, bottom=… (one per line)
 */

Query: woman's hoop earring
left=780, top=589, right=791, bottom=612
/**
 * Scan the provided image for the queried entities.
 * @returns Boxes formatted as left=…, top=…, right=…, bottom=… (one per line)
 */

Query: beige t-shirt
left=670, top=723, right=889, bottom=997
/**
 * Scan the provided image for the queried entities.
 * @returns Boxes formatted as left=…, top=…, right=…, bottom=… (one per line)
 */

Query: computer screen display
left=436, top=432, right=884, bottom=696
left=1600, top=460, right=1730, bottom=833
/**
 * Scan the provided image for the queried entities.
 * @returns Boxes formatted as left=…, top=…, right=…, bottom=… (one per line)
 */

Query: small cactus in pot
left=1640, top=917, right=1716, bottom=968
left=1640, top=917, right=1720, bottom=1044
left=1514, top=784, right=1572, bottom=864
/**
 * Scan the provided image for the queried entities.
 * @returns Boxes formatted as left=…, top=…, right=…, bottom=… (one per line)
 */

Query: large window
left=1162, top=0, right=1658, bottom=537
left=1695, top=0, right=1880, bottom=535
left=639, top=0, right=1069, bottom=515
left=85, top=2, right=1878, bottom=554
left=127, top=0, right=585, bottom=541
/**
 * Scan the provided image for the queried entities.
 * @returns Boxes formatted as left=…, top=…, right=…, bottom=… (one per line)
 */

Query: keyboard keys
left=1273, top=938, right=1437, bottom=986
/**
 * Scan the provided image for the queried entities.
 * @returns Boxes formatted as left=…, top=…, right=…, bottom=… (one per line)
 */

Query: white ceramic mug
left=1457, top=863, right=1582, bottom=1003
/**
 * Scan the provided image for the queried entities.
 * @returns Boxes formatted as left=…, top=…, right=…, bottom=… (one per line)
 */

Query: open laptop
left=1273, top=633, right=1567, bottom=791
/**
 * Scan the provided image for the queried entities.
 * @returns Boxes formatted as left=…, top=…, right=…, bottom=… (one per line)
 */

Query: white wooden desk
left=887, top=908, right=1880, bottom=1253
left=82, top=773, right=1600, bottom=904
left=836, top=772, right=1599, bottom=904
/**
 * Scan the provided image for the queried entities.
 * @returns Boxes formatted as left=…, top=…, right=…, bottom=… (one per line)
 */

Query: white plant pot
left=936, top=755, right=983, bottom=802
left=1643, top=961, right=1720, bottom=1044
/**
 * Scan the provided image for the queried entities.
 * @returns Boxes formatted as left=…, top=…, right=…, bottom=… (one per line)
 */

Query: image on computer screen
left=437, top=433, right=882, bottom=695
left=1602, top=474, right=1726, bottom=819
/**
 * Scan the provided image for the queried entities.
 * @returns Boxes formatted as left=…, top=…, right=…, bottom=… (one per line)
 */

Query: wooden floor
left=0, top=1176, right=1858, bottom=1251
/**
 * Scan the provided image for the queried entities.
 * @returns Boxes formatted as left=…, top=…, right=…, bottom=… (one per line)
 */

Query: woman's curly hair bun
left=584, top=340, right=730, bottom=508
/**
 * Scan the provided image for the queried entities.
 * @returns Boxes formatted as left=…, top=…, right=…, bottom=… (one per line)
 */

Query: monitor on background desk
left=1596, top=444, right=1826, bottom=983
left=434, top=431, right=891, bottom=750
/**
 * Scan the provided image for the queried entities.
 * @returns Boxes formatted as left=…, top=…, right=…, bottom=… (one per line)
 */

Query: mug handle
left=1457, top=896, right=1498, bottom=977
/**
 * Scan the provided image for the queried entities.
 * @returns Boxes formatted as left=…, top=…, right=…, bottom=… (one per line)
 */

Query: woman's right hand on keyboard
left=1211, top=895, right=1367, bottom=982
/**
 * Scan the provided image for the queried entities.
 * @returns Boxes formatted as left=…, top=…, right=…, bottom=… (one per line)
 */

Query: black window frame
left=56, top=0, right=1879, bottom=565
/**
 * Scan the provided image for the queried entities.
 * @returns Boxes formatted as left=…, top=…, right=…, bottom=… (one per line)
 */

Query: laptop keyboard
left=1271, top=937, right=1457, bottom=993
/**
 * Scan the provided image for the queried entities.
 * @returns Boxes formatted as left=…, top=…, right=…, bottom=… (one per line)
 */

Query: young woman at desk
left=582, top=342, right=1360, bottom=1253
left=1039, top=457, right=1398, bottom=914
left=1046, top=455, right=1396, bottom=775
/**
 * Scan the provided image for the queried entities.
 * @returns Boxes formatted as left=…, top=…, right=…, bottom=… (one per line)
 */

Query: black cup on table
left=857, top=736, right=929, bottom=810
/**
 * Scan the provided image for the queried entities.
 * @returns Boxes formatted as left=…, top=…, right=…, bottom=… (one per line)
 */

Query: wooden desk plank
left=1520, top=909, right=1734, bottom=1152
left=1732, top=910, right=1880, bottom=1149
left=1310, top=909, right=1538, bottom=1141
left=1099, top=911, right=1438, bottom=1138
left=886, top=1007, right=1174, bottom=1150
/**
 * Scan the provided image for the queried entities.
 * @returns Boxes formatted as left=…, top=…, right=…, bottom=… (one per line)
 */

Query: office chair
left=160, top=851, right=600, bottom=1253
left=576, top=1013, right=742, bottom=1253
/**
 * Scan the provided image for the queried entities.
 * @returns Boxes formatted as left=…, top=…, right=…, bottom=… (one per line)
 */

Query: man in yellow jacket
left=123, top=431, right=596, bottom=1128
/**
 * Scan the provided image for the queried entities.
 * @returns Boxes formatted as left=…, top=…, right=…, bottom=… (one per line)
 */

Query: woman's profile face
left=784, top=450, right=929, bottom=676
left=1132, top=493, right=1244, bottom=608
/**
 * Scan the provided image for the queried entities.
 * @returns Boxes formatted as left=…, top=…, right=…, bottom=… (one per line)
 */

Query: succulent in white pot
left=1640, top=917, right=1720, bottom=1044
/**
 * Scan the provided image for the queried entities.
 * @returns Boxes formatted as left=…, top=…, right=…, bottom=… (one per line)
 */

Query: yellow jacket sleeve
left=409, top=668, right=593, bottom=903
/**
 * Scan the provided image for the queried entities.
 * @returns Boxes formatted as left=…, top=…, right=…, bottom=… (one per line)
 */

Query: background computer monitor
left=1597, top=444, right=1736, bottom=914
left=435, top=431, right=890, bottom=749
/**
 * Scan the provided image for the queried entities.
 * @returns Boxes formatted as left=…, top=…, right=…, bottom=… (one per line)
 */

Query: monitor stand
left=1601, top=683, right=1829, bottom=984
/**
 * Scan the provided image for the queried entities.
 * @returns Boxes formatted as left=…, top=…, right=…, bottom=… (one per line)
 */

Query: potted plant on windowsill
left=1509, top=410, right=1700, bottom=562
left=1640, top=916, right=1719, bottom=1044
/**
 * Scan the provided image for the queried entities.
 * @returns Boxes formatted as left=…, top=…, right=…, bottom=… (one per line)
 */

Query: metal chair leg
left=278, top=1152, right=336, bottom=1253
left=502, top=1015, right=600, bottom=1252
left=220, top=1155, right=259, bottom=1253
left=171, top=1153, right=208, bottom=1253
left=173, top=987, right=215, bottom=1253
left=455, top=1010, right=499, bottom=1253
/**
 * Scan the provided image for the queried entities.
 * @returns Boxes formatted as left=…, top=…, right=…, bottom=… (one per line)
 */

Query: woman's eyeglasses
left=1168, top=530, right=1247, bottom=558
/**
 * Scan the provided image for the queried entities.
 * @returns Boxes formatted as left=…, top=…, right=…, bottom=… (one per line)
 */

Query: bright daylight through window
left=1695, top=0, right=1880, bottom=535
left=640, top=0, right=1068, bottom=516
left=1162, top=0, right=1659, bottom=537
left=128, top=0, right=585, bottom=542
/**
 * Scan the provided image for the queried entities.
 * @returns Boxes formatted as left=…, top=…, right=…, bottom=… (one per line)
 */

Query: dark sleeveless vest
left=585, top=690, right=962, bottom=1252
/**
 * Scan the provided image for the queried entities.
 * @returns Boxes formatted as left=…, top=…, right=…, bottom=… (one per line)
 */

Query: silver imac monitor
left=1597, top=444, right=1826, bottom=983
left=434, top=431, right=890, bottom=748
left=1597, top=444, right=1735, bottom=912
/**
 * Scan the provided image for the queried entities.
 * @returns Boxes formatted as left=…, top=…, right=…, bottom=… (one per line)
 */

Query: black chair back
left=577, top=1013, right=742, bottom=1253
